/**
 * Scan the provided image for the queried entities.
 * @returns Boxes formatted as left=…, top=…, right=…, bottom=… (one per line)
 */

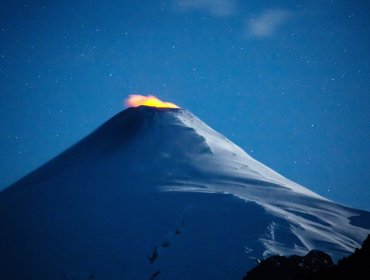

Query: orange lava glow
left=125, top=94, right=179, bottom=109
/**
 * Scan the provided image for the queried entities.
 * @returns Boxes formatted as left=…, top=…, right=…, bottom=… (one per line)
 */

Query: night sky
left=1, top=0, right=369, bottom=210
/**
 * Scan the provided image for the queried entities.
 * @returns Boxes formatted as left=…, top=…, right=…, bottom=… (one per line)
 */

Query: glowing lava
left=125, top=94, right=179, bottom=109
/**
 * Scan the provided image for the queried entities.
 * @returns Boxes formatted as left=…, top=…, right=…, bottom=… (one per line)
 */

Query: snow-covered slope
left=0, top=106, right=369, bottom=280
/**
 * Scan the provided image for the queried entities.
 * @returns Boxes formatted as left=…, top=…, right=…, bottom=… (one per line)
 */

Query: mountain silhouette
left=0, top=106, right=369, bottom=280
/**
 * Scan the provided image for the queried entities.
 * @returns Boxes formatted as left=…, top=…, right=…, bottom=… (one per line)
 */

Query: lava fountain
left=125, top=95, right=179, bottom=109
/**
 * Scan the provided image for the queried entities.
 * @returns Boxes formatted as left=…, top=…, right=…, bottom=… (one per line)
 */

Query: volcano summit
left=0, top=105, right=369, bottom=280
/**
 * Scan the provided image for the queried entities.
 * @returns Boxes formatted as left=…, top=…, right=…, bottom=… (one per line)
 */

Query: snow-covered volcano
left=0, top=106, right=369, bottom=280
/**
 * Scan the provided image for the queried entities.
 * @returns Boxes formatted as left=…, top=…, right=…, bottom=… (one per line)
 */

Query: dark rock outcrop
left=242, top=250, right=334, bottom=280
left=243, top=234, right=370, bottom=280
left=327, top=234, right=370, bottom=279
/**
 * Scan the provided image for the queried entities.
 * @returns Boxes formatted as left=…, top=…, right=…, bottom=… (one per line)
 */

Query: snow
left=0, top=106, right=369, bottom=280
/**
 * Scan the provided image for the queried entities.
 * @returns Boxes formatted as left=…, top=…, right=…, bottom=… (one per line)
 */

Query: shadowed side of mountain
left=2, top=106, right=181, bottom=194
left=0, top=189, right=278, bottom=279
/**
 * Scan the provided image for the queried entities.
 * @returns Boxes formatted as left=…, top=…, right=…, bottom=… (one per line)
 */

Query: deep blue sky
left=0, top=0, right=369, bottom=210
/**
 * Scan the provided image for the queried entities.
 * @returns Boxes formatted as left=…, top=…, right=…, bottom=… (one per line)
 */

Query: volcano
left=0, top=106, right=369, bottom=280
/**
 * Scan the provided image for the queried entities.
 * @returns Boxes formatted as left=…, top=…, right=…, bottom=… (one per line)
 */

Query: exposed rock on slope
left=243, top=234, right=370, bottom=280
